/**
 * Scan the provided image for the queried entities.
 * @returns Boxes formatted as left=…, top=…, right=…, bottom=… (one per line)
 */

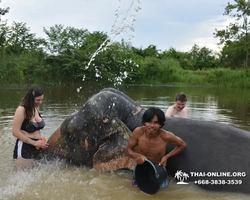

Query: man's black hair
left=142, top=107, right=166, bottom=128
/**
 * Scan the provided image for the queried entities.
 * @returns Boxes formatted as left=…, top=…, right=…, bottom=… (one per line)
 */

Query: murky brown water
left=1, top=84, right=250, bottom=200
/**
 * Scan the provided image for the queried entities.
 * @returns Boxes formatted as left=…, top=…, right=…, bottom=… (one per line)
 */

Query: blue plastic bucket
left=133, top=159, right=167, bottom=195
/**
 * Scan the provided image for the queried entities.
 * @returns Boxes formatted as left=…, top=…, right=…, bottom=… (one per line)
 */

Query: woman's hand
left=35, top=139, right=49, bottom=149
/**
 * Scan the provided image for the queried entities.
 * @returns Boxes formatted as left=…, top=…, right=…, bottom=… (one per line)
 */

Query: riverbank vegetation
left=1, top=0, right=250, bottom=87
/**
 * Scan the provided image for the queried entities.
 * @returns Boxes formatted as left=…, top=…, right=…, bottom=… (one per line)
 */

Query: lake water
left=0, top=84, right=249, bottom=200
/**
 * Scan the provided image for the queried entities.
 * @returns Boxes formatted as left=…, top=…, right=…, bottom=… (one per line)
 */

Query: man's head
left=142, top=107, right=166, bottom=128
left=175, top=92, right=187, bottom=102
left=174, top=92, right=187, bottom=111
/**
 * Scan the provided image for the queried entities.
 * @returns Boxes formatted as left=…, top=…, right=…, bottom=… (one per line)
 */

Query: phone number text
left=194, top=179, right=243, bottom=185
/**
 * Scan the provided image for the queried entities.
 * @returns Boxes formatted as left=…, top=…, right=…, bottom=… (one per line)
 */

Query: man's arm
left=125, top=127, right=147, bottom=164
left=159, top=131, right=187, bottom=166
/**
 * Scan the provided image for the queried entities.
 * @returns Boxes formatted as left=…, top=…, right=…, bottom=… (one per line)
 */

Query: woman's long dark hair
left=20, top=87, right=44, bottom=121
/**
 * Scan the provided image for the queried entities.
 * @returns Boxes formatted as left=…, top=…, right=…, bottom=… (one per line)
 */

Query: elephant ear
left=93, top=118, right=137, bottom=171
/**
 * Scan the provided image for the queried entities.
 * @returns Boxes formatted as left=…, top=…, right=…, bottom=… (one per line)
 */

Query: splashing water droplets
left=77, top=87, right=82, bottom=93
left=87, top=0, right=141, bottom=69
left=77, top=0, right=142, bottom=93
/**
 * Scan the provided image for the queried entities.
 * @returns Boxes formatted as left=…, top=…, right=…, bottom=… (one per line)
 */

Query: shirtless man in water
left=165, top=92, right=189, bottom=118
left=126, top=107, right=186, bottom=167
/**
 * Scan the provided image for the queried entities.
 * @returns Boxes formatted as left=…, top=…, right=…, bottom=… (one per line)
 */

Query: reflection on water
left=1, top=85, right=250, bottom=200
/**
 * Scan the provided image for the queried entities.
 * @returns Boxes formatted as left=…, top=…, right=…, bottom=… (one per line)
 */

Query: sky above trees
left=1, top=0, right=236, bottom=52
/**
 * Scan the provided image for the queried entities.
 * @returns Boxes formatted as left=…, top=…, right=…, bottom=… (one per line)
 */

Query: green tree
left=80, top=38, right=140, bottom=85
left=0, top=0, right=9, bottom=22
left=0, top=20, right=46, bottom=86
left=43, top=24, right=91, bottom=82
left=219, top=38, right=246, bottom=68
left=214, top=0, right=250, bottom=68
left=132, top=45, right=160, bottom=58
left=188, top=44, right=218, bottom=70
left=0, top=20, right=9, bottom=48
left=43, top=24, right=89, bottom=55
left=0, top=0, right=9, bottom=48
left=161, top=47, right=192, bottom=70
left=5, top=22, right=43, bottom=54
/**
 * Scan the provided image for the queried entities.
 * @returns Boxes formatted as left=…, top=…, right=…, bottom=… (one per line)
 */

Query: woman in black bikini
left=12, top=87, right=49, bottom=169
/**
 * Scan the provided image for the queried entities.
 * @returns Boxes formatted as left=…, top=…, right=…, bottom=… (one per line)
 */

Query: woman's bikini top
left=21, top=112, right=45, bottom=133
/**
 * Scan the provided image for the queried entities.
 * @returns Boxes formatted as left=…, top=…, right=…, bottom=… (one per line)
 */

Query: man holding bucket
left=126, top=107, right=187, bottom=194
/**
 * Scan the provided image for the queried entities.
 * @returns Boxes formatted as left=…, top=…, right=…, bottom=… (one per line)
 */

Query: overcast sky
left=1, top=0, right=235, bottom=52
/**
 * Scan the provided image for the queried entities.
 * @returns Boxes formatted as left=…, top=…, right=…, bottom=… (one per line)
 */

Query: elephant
left=46, top=88, right=250, bottom=195
left=46, top=87, right=143, bottom=170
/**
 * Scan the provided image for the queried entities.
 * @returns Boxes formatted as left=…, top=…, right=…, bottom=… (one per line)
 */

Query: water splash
left=78, top=0, right=142, bottom=92
left=86, top=0, right=142, bottom=70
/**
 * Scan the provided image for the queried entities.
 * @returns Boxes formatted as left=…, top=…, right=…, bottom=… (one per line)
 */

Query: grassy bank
left=1, top=55, right=250, bottom=88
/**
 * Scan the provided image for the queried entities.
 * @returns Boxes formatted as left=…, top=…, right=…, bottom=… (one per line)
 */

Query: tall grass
left=1, top=54, right=250, bottom=88
left=138, top=57, right=250, bottom=88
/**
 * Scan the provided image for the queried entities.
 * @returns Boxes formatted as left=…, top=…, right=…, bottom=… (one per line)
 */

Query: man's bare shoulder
left=170, top=105, right=175, bottom=109
left=159, top=129, right=176, bottom=140
left=166, top=106, right=175, bottom=112
left=133, top=126, right=144, bottom=133
left=160, top=129, right=174, bottom=135
left=165, top=106, right=175, bottom=116
left=132, top=126, right=145, bottom=137
left=159, top=129, right=186, bottom=147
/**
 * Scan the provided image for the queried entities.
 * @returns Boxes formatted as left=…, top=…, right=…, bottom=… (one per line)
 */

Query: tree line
left=1, top=0, right=250, bottom=87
